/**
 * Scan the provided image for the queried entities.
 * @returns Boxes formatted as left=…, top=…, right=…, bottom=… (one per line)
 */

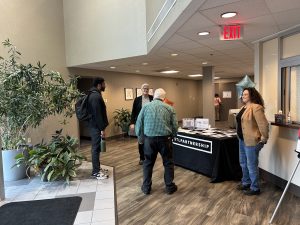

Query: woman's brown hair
left=243, top=87, right=264, bottom=107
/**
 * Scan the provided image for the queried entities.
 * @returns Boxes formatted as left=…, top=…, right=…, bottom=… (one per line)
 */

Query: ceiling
left=77, top=0, right=300, bottom=80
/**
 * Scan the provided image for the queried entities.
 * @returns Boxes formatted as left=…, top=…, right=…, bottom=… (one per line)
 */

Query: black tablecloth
left=173, top=131, right=242, bottom=182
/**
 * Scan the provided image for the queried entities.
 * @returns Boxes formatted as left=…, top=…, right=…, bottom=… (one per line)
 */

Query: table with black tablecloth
left=173, top=130, right=242, bottom=182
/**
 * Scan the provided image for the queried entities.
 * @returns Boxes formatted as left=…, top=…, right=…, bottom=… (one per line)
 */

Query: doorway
left=77, top=78, right=94, bottom=141
left=214, top=82, right=238, bottom=122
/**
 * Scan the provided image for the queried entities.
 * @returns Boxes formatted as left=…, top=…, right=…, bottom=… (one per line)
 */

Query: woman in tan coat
left=236, top=87, right=269, bottom=195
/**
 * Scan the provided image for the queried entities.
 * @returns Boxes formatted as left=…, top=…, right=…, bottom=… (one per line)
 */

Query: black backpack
left=75, top=91, right=96, bottom=121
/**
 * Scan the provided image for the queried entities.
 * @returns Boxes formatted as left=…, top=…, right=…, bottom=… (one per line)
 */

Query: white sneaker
left=91, top=171, right=109, bottom=179
left=96, top=172, right=109, bottom=180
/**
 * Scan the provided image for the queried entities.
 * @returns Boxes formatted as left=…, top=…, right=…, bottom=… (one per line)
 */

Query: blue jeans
left=239, top=139, right=264, bottom=191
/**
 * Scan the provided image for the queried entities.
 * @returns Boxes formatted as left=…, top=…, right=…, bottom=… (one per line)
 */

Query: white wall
left=262, top=39, right=278, bottom=119
left=63, top=0, right=147, bottom=66
left=63, top=0, right=208, bottom=67
left=63, top=0, right=199, bottom=65
left=259, top=37, right=300, bottom=187
left=282, top=33, right=300, bottom=58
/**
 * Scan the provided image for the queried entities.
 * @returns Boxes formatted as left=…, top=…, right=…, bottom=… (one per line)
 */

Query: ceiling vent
left=147, top=0, right=177, bottom=42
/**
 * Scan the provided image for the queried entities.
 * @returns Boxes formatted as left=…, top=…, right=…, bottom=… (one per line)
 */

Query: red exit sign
left=220, top=25, right=243, bottom=40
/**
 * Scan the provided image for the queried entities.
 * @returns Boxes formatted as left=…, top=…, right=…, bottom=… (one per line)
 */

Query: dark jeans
left=138, top=143, right=145, bottom=160
left=90, top=127, right=101, bottom=174
left=142, top=136, right=176, bottom=192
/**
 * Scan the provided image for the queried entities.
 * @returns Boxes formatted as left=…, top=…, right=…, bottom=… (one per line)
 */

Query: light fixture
left=188, top=74, right=203, bottom=77
left=171, top=53, right=178, bottom=56
left=142, top=62, right=148, bottom=65
left=221, top=12, right=237, bottom=18
left=110, top=66, right=116, bottom=69
left=198, top=31, right=210, bottom=36
left=202, top=62, right=208, bottom=65
left=214, top=77, right=220, bottom=79
left=135, top=70, right=140, bottom=73
left=160, top=70, right=179, bottom=74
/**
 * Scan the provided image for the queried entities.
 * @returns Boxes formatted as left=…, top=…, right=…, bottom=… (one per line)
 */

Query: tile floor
left=0, top=161, right=116, bottom=225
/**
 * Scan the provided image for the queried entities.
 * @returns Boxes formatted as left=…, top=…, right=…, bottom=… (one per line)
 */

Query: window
left=281, top=65, right=300, bottom=123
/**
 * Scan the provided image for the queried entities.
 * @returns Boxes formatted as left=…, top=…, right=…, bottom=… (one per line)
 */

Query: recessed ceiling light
left=171, top=53, right=178, bottom=56
left=214, top=77, right=221, bottom=79
left=198, top=31, right=210, bottom=36
left=110, top=66, right=116, bottom=69
left=221, top=12, right=237, bottom=18
left=202, top=62, right=208, bottom=65
left=142, top=62, right=148, bottom=65
left=136, top=70, right=140, bottom=73
left=160, top=70, right=179, bottom=74
left=188, top=74, right=203, bottom=77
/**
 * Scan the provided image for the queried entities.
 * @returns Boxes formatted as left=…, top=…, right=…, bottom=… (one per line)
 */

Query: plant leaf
left=47, top=170, right=54, bottom=181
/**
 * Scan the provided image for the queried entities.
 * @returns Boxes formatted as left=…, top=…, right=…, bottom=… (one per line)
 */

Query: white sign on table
left=195, top=118, right=210, bottom=130
left=182, top=118, right=194, bottom=129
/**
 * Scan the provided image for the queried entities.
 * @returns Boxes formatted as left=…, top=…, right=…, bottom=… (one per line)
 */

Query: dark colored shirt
left=88, top=87, right=108, bottom=131
left=130, top=95, right=153, bottom=124
left=236, top=107, right=246, bottom=140
left=135, top=99, right=178, bottom=137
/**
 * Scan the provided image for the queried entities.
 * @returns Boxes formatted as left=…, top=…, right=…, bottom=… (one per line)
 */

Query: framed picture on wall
left=124, top=88, right=134, bottom=100
left=223, top=91, right=232, bottom=98
left=149, top=88, right=154, bottom=96
left=136, top=88, right=142, bottom=97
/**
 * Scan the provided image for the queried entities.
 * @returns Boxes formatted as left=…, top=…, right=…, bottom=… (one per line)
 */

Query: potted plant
left=15, top=129, right=85, bottom=183
left=0, top=39, right=80, bottom=181
left=113, top=108, right=131, bottom=134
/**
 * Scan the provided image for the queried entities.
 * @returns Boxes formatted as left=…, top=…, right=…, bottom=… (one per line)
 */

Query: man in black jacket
left=130, top=83, right=153, bottom=165
left=88, top=77, right=109, bottom=179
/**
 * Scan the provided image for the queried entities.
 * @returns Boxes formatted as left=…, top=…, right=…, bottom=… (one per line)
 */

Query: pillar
left=202, top=66, right=215, bottom=127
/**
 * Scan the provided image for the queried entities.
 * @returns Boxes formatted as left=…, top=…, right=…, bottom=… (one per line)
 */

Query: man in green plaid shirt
left=135, top=88, right=178, bottom=195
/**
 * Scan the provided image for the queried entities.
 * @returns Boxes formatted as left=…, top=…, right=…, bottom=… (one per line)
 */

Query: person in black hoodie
left=130, top=83, right=153, bottom=165
left=88, top=77, right=109, bottom=179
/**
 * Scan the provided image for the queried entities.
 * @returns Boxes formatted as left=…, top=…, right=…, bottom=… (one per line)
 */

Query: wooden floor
left=80, top=137, right=300, bottom=225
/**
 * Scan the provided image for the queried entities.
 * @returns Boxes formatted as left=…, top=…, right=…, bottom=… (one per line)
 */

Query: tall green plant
left=0, top=39, right=80, bottom=149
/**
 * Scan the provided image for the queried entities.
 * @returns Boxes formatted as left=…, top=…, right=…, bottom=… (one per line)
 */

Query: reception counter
left=173, top=128, right=242, bottom=182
